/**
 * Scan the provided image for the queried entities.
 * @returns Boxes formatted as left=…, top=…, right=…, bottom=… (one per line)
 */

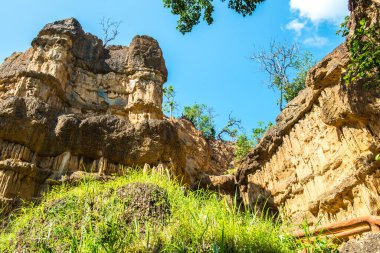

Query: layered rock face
left=0, top=18, right=166, bottom=122
left=236, top=0, right=380, bottom=225
left=0, top=18, right=233, bottom=207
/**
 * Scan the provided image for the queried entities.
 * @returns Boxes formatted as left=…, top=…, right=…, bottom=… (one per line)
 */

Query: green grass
left=0, top=170, right=299, bottom=252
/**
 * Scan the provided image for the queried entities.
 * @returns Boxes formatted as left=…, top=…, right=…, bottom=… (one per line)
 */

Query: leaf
left=213, top=243, right=219, bottom=253
left=376, top=153, right=380, bottom=161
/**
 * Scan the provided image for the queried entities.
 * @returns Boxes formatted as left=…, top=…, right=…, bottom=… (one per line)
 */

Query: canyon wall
left=236, top=0, right=380, bottom=225
left=0, top=18, right=234, bottom=208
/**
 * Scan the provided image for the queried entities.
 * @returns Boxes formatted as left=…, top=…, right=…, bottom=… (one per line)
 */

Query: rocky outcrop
left=236, top=0, right=380, bottom=226
left=0, top=18, right=234, bottom=208
left=0, top=18, right=166, bottom=122
left=340, top=233, right=380, bottom=252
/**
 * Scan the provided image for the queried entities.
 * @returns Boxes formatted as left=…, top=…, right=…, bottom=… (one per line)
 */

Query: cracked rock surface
left=0, top=18, right=234, bottom=209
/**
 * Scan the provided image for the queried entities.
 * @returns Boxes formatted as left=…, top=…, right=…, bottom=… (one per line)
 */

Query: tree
left=251, top=41, right=298, bottom=111
left=99, top=17, right=122, bottom=47
left=283, top=51, right=315, bottom=103
left=234, top=121, right=273, bottom=161
left=217, top=113, right=242, bottom=141
left=234, top=134, right=254, bottom=161
left=182, top=104, right=216, bottom=139
left=163, top=84, right=178, bottom=118
left=162, top=0, right=265, bottom=34
left=251, top=121, right=273, bottom=146
left=251, top=41, right=315, bottom=110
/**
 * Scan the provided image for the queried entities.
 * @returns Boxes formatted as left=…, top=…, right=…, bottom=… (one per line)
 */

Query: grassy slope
left=0, top=170, right=297, bottom=253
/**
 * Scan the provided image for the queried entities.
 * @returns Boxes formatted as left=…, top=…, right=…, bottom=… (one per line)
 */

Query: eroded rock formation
left=236, top=0, right=380, bottom=225
left=0, top=18, right=234, bottom=208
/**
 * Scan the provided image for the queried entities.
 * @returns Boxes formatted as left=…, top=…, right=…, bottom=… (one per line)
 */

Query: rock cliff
left=0, top=18, right=234, bottom=209
left=236, top=0, right=380, bottom=225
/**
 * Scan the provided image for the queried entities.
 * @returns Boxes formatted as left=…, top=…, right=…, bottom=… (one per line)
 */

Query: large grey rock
left=340, top=233, right=380, bottom=253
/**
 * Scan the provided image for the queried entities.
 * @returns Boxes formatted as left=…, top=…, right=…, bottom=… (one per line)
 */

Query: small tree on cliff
left=162, top=0, right=265, bottom=34
left=163, top=84, right=178, bottom=118
left=182, top=104, right=216, bottom=139
left=251, top=41, right=315, bottom=110
left=252, top=121, right=273, bottom=146
left=182, top=105, right=244, bottom=140
left=217, top=113, right=242, bottom=141
left=234, top=134, right=254, bottom=161
left=99, top=17, right=122, bottom=47
left=234, top=121, right=273, bottom=161
left=283, top=51, right=315, bottom=103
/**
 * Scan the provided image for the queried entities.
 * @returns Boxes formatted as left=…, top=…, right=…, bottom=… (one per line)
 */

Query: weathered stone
left=0, top=18, right=234, bottom=207
left=236, top=0, right=380, bottom=226
left=340, top=233, right=380, bottom=253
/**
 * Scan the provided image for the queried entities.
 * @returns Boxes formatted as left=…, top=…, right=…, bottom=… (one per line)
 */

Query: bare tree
left=217, top=112, right=243, bottom=141
left=251, top=40, right=299, bottom=110
left=99, top=17, right=122, bottom=47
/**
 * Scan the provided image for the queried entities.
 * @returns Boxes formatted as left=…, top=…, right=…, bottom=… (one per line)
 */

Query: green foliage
left=337, top=15, right=350, bottom=37
left=338, top=16, right=380, bottom=85
left=234, top=121, right=273, bottom=161
left=234, top=134, right=254, bottom=161
left=251, top=41, right=315, bottom=110
left=182, top=105, right=242, bottom=141
left=163, top=84, right=178, bottom=118
left=283, top=51, right=315, bottom=103
left=376, top=153, right=380, bottom=161
left=0, top=170, right=297, bottom=252
left=162, top=0, right=265, bottom=34
left=294, top=220, right=339, bottom=253
left=182, top=103, right=216, bottom=139
left=252, top=121, right=273, bottom=146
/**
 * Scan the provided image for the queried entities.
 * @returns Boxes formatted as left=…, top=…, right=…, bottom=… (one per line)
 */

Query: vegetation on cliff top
left=162, top=0, right=265, bottom=34
left=338, top=16, right=380, bottom=86
left=0, top=170, right=303, bottom=252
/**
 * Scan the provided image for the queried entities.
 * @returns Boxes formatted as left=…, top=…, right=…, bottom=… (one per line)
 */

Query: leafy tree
left=217, top=113, right=242, bottom=141
left=284, top=51, right=315, bottom=103
left=252, top=121, right=273, bottom=146
left=163, top=84, right=178, bottom=118
left=251, top=41, right=315, bottom=110
left=234, top=134, right=253, bottom=161
left=182, top=104, right=216, bottom=139
left=162, top=0, right=265, bottom=34
left=234, top=121, right=273, bottom=161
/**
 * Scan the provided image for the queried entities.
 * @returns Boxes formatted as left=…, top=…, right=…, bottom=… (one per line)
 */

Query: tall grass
left=0, top=170, right=296, bottom=252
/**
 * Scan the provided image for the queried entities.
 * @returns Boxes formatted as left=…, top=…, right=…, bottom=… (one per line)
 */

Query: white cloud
left=290, top=0, right=349, bottom=24
left=286, top=19, right=306, bottom=36
left=303, top=35, right=329, bottom=47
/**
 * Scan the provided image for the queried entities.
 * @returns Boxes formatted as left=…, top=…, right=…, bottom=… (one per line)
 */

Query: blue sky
left=0, top=0, right=348, bottom=134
